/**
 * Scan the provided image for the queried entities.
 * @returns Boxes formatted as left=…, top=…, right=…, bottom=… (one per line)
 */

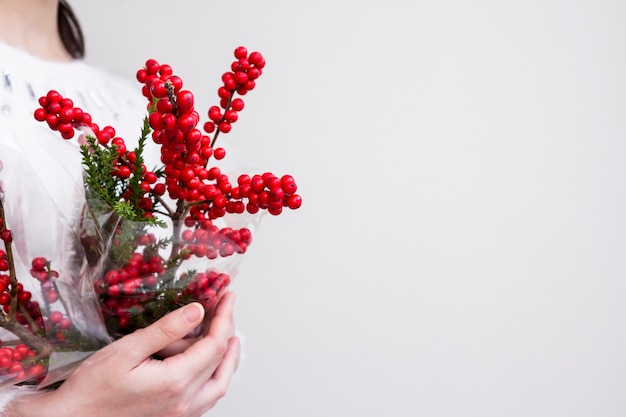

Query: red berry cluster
left=30, top=257, right=61, bottom=304
left=33, top=92, right=160, bottom=219
left=95, top=246, right=231, bottom=334
left=0, top=227, right=38, bottom=327
left=180, top=270, right=231, bottom=311
left=134, top=46, right=296, bottom=218
left=180, top=222, right=252, bottom=258
left=0, top=251, right=72, bottom=342
left=234, top=172, right=302, bottom=216
left=33, top=91, right=124, bottom=152
left=0, top=224, right=79, bottom=384
left=34, top=48, right=302, bottom=223
left=32, top=91, right=88, bottom=140
left=0, top=264, right=36, bottom=325
left=33, top=46, right=302, bottom=339
left=94, top=250, right=163, bottom=330
left=0, top=343, right=43, bottom=383
left=202, top=45, right=265, bottom=135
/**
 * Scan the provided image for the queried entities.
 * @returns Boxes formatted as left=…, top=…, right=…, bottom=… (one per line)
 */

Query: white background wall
left=71, top=1, right=626, bottom=416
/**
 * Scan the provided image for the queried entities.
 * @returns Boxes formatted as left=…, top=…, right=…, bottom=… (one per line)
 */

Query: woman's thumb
left=115, top=303, right=205, bottom=366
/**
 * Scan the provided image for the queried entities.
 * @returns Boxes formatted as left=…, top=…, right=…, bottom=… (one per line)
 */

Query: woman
left=0, top=1, right=241, bottom=416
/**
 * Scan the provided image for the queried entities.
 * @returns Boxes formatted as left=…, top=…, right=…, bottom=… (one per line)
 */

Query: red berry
left=151, top=80, right=168, bottom=98
left=268, top=206, right=283, bottom=215
left=203, top=121, right=216, bottom=134
left=234, top=46, right=248, bottom=59
left=31, top=257, right=47, bottom=270
left=45, top=114, right=59, bottom=129
left=153, top=183, right=166, bottom=195
left=17, top=291, right=31, bottom=304
left=156, top=98, right=173, bottom=114
left=44, top=290, right=59, bottom=303
left=208, top=106, right=222, bottom=122
left=33, top=108, right=47, bottom=122
left=281, top=175, right=298, bottom=194
left=217, top=86, right=231, bottom=100
left=59, top=107, right=74, bottom=123
left=177, top=113, right=197, bottom=132
left=59, top=318, right=72, bottom=330
left=136, top=69, right=148, bottom=83
left=159, top=64, right=173, bottom=76
left=287, top=194, right=302, bottom=209
left=117, top=166, right=131, bottom=179
left=248, top=67, right=261, bottom=80
left=207, top=166, right=221, bottom=179
left=248, top=51, right=264, bottom=67
left=234, top=71, right=248, bottom=85
left=149, top=112, right=162, bottom=130
left=144, top=172, right=157, bottom=184
left=168, top=76, right=183, bottom=92
left=46, top=90, right=62, bottom=103
left=145, top=59, right=160, bottom=75
left=224, top=110, right=238, bottom=123
left=0, top=230, right=12, bottom=243
left=231, top=98, right=245, bottom=111
left=160, top=113, right=177, bottom=130
left=177, top=90, right=194, bottom=112
left=213, top=148, right=226, bottom=160
left=218, top=121, right=231, bottom=133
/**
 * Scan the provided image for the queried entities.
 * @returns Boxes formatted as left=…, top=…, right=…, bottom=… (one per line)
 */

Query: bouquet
left=0, top=46, right=301, bottom=387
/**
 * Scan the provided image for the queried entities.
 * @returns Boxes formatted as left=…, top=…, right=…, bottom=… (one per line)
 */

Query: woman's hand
left=9, top=292, right=239, bottom=417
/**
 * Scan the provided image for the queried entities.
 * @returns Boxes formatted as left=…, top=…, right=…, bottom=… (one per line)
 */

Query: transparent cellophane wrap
left=93, top=210, right=261, bottom=340
left=0, top=134, right=111, bottom=389
left=89, top=138, right=264, bottom=340
left=0, top=127, right=263, bottom=388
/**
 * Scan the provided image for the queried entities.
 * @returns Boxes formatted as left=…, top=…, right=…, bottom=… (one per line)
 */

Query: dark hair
left=57, top=0, right=85, bottom=59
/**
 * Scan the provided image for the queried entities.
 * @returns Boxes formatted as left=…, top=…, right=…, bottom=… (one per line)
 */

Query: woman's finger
left=188, top=336, right=241, bottom=415
left=162, top=292, right=236, bottom=382
left=114, top=302, right=205, bottom=369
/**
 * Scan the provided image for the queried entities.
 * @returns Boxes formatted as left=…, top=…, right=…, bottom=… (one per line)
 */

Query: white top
left=0, top=41, right=147, bottom=141
left=0, top=40, right=149, bottom=402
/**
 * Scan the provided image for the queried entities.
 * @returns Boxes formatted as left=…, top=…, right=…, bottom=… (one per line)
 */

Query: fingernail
left=182, top=303, right=203, bottom=323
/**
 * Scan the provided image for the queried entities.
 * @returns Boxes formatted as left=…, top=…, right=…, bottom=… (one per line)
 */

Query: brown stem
left=186, top=198, right=214, bottom=207
left=165, top=80, right=178, bottom=115
left=0, top=195, right=53, bottom=362
left=168, top=200, right=189, bottom=262
left=0, top=317, right=53, bottom=360
left=209, top=90, right=235, bottom=149
left=153, top=194, right=175, bottom=217
left=0, top=199, right=19, bottom=321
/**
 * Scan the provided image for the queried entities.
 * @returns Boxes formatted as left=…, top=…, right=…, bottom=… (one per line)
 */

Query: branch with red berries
left=32, top=46, right=302, bottom=338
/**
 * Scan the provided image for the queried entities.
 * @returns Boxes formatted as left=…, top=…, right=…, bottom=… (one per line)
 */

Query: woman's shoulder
left=0, top=40, right=148, bottom=145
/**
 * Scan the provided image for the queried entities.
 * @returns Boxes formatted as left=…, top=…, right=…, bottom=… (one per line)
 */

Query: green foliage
left=80, top=122, right=165, bottom=225
left=124, top=116, right=151, bottom=213
left=80, top=136, right=120, bottom=210
left=108, top=220, right=145, bottom=266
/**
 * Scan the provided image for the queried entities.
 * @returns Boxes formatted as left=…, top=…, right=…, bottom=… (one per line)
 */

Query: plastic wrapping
left=0, top=47, right=301, bottom=388
left=0, top=136, right=111, bottom=389
left=93, top=196, right=263, bottom=339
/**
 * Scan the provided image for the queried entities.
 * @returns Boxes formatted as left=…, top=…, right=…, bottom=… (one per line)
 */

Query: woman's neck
left=0, top=0, right=72, bottom=62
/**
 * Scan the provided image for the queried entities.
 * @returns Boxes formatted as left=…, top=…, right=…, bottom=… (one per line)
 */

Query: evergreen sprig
left=80, top=129, right=166, bottom=224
